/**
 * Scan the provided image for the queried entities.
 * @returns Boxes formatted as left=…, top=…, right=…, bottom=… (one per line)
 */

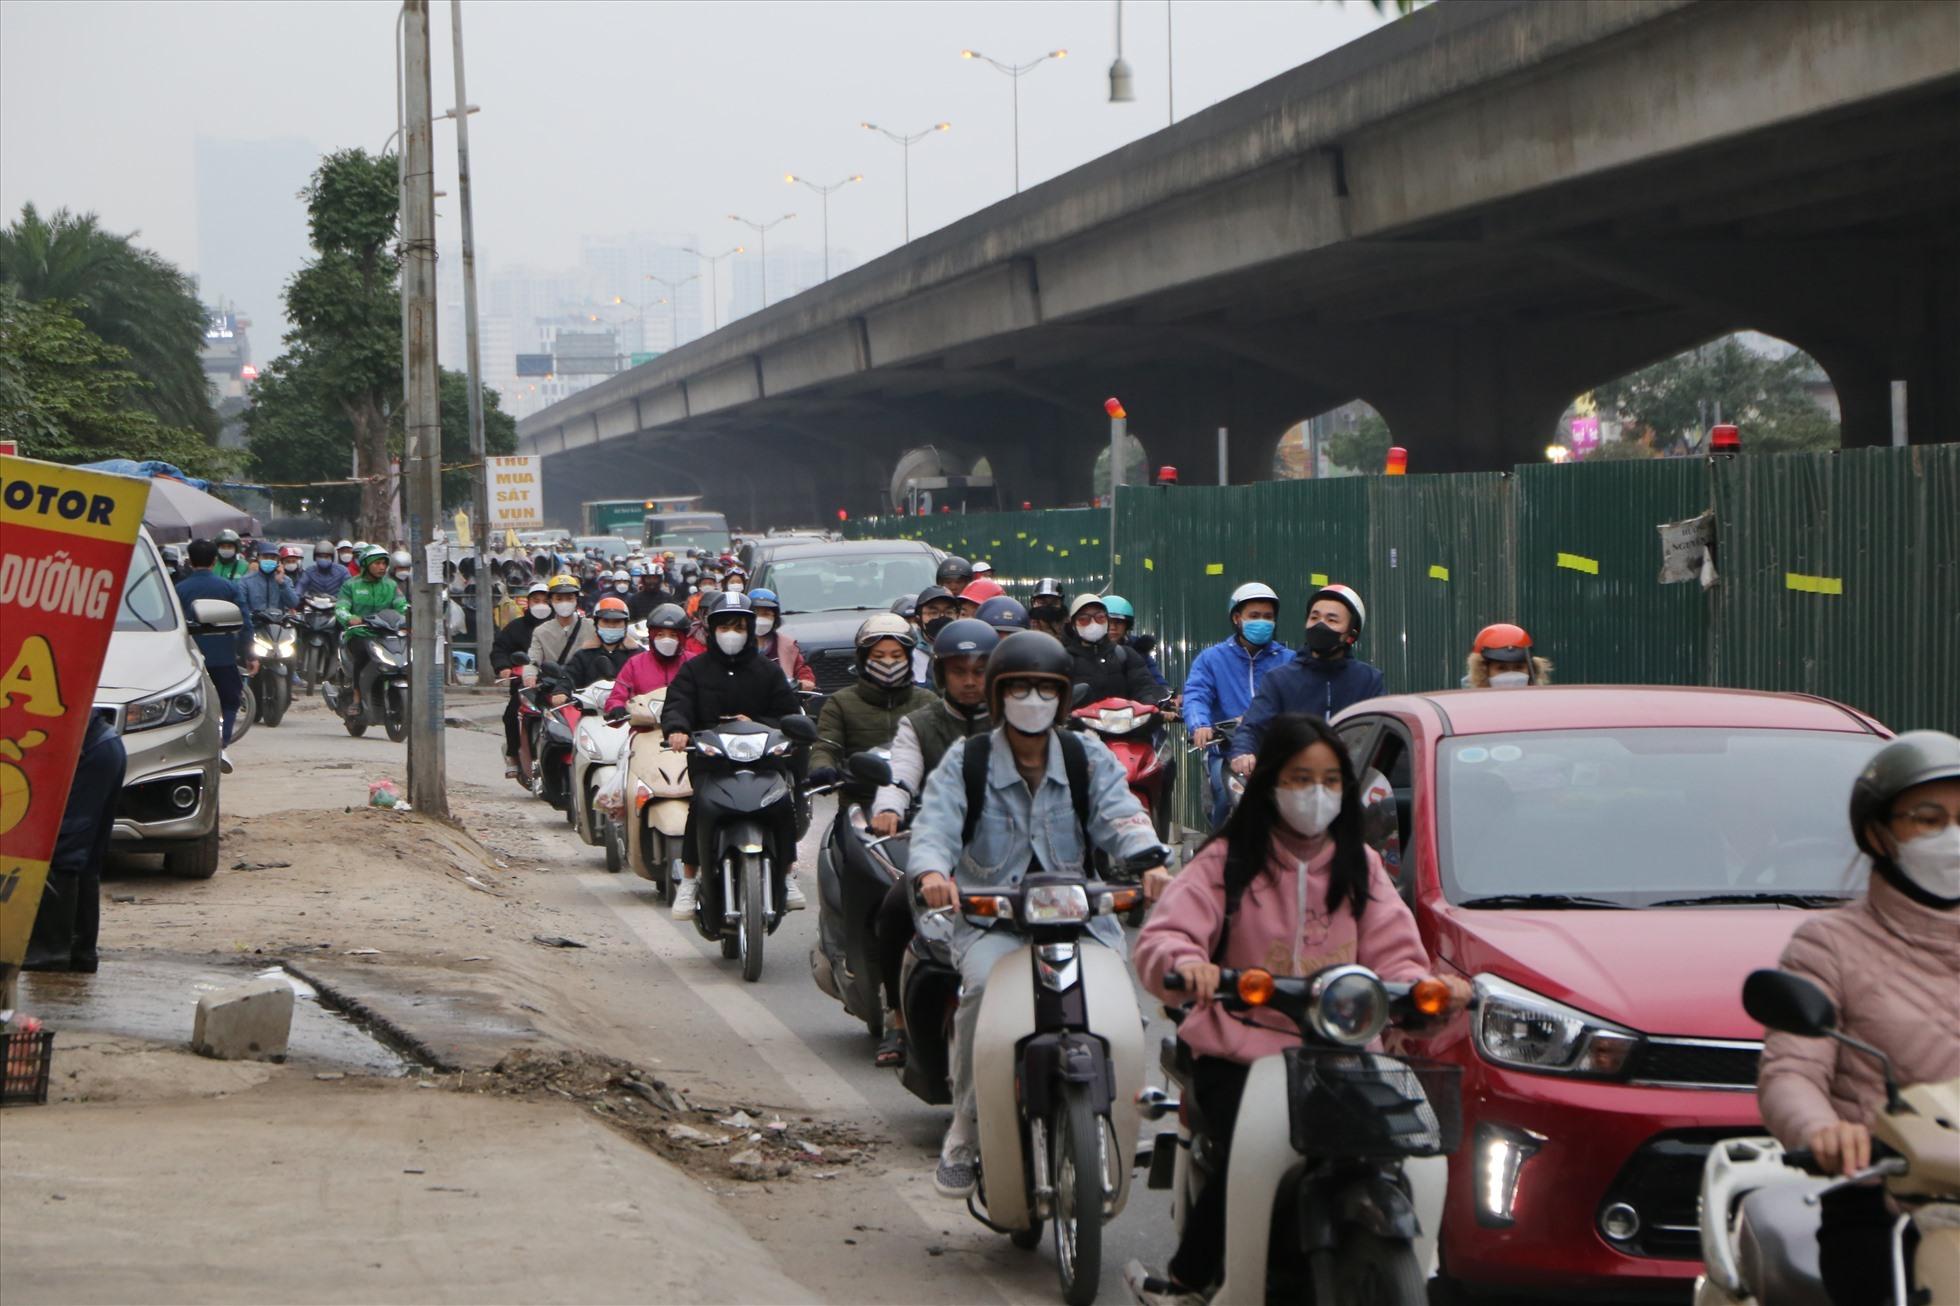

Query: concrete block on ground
left=191, top=978, right=294, bottom=1061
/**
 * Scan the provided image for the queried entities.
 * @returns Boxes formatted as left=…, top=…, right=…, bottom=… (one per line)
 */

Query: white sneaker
left=783, top=874, right=807, bottom=911
left=671, top=878, right=699, bottom=920
left=219, top=751, right=234, bottom=775
left=1124, top=1260, right=1207, bottom=1306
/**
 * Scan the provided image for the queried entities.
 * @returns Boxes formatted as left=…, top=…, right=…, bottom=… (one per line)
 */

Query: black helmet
left=976, top=595, right=1029, bottom=633
left=1850, top=730, right=1960, bottom=861
left=936, top=555, right=974, bottom=586
left=1031, top=577, right=1065, bottom=602
left=933, top=618, right=1000, bottom=662
left=890, top=595, right=919, bottom=620
left=915, top=584, right=954, bottom=611
left=646, top=602, right=688, bottom=631
left=984, top=630, right=1073, bottom=720
left=707, top=591, right=755, bottom=620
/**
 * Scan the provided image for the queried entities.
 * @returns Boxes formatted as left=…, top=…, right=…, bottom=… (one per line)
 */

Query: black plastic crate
left=1, top=1027, right=55, bottom=1106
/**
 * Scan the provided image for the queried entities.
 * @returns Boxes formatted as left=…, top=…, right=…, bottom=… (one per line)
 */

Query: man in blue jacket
left=1228, top=583, right=1383, bottom=776
left=1181, top=581, right=1295, bottom=827
left=296, top=539, right=347, bottom=600
left=174, top=538, right=256, bottom=763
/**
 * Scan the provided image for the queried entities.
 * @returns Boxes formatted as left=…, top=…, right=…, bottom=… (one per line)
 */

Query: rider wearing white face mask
left=525, top=575, right=589, bottom=673
left=1464, top=622, right=1552, bottom=688
left=658, top=593, right=808, bottom=920
left=908, top=631, right=1173, bottom=1199
left=1130, top=714, right=1471, bottom=1305
left=749, top=588, right=815, bottom=690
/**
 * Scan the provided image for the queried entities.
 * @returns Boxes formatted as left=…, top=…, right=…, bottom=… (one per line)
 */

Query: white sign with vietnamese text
left=487, top=455, right=545, bottom=530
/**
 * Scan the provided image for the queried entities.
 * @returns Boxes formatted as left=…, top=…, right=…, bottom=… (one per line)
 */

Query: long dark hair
left=1204, top=713, right=1371, bottom=919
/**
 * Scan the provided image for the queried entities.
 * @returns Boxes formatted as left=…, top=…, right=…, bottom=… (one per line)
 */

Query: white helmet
left=390, top=549, right=413, bottom=571
left=1067, top=593, right=1109, bottom=620
left=854, top=612, right=917, bottom=651
left=1307, top=583, right=1366, bottom=635
left=1227, top=582, right=1279, bottom=617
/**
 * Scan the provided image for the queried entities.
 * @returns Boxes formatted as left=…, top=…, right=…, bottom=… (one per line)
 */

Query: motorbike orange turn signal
left=1108, top=887, right=1140, bottom=913
left=1236, top=969, right=1275, bottom=1006
left=1411, top=977, right=1450, bottom=1016
left=965, top=896, right=1006, bottom=918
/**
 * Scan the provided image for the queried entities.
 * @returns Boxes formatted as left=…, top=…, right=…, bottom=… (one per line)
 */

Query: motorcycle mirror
left=1742, top=969, right=1836, bottom=1037
left=539, top=660, right=565, bottom=679
left=779, top=714, right=819, bottom=744
left=849, top=752, right=893, bottom=787
left=187, top=598, right=246, bottom=632
left=1071, top=682, right=1092, bottom=709
left=510, top=653, right=529, bottom=666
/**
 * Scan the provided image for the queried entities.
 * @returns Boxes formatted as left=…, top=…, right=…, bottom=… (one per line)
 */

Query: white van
left=91, top=528, right=232, bottom=878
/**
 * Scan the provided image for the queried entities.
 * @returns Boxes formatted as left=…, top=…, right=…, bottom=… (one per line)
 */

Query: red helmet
left=594, top=596, right=631, bottom=619
left=961, top=577, right=1005, bottom=605
left=1472, top=622, right=1533, bottom=664
left=278, top=544, right=304, bottom=560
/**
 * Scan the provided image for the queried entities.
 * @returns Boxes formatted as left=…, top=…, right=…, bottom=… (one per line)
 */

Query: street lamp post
left=726, top=213, right=795, bottom=310
left=680, top=244, right=744, bottom=332
left=860, top=120, right=950, bottom=244
left=785, top=173, right=863, bottom=280
left=644, top=273, right=697, bottom=350
left=959, top=47, right=1066, bottom=193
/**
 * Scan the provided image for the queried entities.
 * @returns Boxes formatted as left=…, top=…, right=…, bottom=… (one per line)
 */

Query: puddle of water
left=19, top=954, right=411, bottom=1076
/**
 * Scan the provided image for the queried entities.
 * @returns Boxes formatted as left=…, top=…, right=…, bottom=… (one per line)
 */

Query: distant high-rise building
left=578, top=233, right=704, bottom=351
left=194, top=135, right=321, bottom=347
left=728, top=245, right=854, bottom=321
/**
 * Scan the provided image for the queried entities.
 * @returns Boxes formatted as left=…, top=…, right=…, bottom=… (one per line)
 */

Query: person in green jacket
left=809, top=613, right=936, bottom=805
left=211, top=528, right=250, bottom=581
left=335, top=546, right=408, bottom=707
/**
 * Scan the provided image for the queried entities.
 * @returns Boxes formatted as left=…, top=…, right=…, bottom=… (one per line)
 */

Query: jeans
left=209, top=665, right=243, bottom=745
left=1203, top=750, right=1231, bottom=829
left=946, top=925, right=1121, bottom=1145
left=502, top=679, right=523, bottom=761
left=23, top=725, right=126, bottom=969
left=1167, top=1055, right=1251, bottom=1291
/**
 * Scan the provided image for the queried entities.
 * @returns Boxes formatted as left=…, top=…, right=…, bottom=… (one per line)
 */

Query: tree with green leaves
left=274, top=148, right=402, bottom=540
left=0, top=203, right=218, bottom=442
left=1593, top=336, right=1839, bottom=454
left=0, top=285, right=222, bottom=474
left=1325, top=410, right=1394, bottom=474
left=439, top=366, right=517, bottom=510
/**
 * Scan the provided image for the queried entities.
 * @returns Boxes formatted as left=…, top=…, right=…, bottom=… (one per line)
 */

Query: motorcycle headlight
left=251, top=637, right=273, bottom=656
left=277, top=637, right=296, bottom=656
left=1307, top=964, right=1391, bottom=1047
left=1022, top=884, right=1090, bottom=923
left=721, top=734, right=767, bottom=763
left=372, top=645, right=403, bottom=668
left=1472, top=975, right=1640, bottom=1076
left=120, top=674, right=204, bottom=733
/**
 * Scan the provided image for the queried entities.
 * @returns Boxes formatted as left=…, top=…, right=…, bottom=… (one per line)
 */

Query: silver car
left=91, top=529, right=232, bottom=878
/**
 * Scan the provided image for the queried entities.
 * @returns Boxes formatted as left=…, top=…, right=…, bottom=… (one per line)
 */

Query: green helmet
left=1102, top=594, right=1135, bottom=621
left=359, top=545, right=391, bottom=569
left=1849, top=730, right=1960, bottom=860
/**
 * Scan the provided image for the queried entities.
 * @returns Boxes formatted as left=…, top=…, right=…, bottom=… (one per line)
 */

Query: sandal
left=876, top=1029, right=907, bottom=1068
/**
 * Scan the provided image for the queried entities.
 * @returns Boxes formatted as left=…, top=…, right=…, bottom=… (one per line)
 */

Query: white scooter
left=960, top=864, right=1155, bottom=1306
left=568, top=680, right=630, bottom=871
left=1133, top=966, right=1460, bottom=1306
left=622, top=688, right=691, bottom=901
left=1695, top=969, right=1959, bottom=1306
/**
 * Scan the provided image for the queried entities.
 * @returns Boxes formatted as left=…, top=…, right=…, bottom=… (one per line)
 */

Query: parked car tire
left=164, top=801, right=221, bottom=879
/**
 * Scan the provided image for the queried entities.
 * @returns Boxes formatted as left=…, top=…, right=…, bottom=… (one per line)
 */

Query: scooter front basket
left=1283, top=1049, right=1462, bottom=1158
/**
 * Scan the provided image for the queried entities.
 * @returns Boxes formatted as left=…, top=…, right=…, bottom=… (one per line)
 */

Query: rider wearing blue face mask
left=1182, top=583, right=1295, bottom=828
left=559, top=595, right=641, bottom=690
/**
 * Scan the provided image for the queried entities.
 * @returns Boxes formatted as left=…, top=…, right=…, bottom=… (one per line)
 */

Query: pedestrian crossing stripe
left=1429, top=565, right=1450, bottom=582
left=1785, top=573, right=1843, bottom=596
left=1557, top=552, right=1600, bottom=575
left=1310, top=573, right=1328, bottom=586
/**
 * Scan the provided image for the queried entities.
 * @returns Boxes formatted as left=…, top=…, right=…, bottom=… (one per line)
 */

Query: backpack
left=959, top=730, right=1091, bottom=850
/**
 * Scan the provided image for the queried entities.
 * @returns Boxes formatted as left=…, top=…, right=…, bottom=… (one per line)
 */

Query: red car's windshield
left=1437, top=727, right=1880, bottom=908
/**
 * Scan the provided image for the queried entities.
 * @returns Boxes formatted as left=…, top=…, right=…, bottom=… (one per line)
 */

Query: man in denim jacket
left=909, top=631, right=1170, bottom=1199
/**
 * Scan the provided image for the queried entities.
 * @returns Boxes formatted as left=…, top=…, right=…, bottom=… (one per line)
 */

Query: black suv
left=750, top=539, right=943, bottom=692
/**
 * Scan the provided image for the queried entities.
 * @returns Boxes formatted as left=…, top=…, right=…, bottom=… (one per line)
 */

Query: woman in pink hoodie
left=604, top=603, right=696, bottom=713
left=1130, top=714, right=1471, bottom=1306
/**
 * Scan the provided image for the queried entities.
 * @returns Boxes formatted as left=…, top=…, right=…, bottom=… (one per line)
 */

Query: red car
left=1330, top=687, right=1888, bottom=1301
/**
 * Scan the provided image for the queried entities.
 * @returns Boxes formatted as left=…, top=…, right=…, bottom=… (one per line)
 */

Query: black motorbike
left=249, top=610, right=297, bottom=727
left=687, top=714, right=818, bottom=983
left=527, top=661, right=581, bottom=819
left=810, top=751, right=909, bottom=1039
left=322, top=609, right=410, bottom=742
left=295, top=593, right=339, bottom=689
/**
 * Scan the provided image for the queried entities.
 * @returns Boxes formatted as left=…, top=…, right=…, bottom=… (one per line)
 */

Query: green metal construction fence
left=854, top=446, right=1960, bottom=827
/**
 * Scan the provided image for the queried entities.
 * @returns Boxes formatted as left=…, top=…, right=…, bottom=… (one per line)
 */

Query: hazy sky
left=2, top=0, right=1389, bottom=326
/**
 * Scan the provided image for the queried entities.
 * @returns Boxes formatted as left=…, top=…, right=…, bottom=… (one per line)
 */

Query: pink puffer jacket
left=1757, top=873, right=1960, bottom=1148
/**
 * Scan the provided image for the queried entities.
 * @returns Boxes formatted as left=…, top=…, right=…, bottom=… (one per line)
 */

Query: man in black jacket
left=1062, top=594, right=1167, bottom=704
left=494, top=580, right=552, bottom=778
left=659, top=593, right=803, bottom=920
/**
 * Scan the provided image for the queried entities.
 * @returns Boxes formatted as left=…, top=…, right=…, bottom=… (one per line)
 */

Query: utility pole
left=401, top=0, right=448, bottom=817
left=1105, top=397, right=1127, bottom=564
left=450, top=0, right=493, bottom=687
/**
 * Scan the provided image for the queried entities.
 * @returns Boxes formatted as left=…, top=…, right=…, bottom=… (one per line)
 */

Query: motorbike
left=623, top=688, right=690, bottom=902
left=295, top=593, right=339, bottom=690
left=685, top=714, right=819, bottom=982
left=1135, top=966, right=1462, bottom=1306
left=568, top=681, right=630, bottom=870
left=1073, top=698, right=1176, bottom=844
left=908, top=859, right=1158, bottom=1306
left=249, top=609, right=298, bottom=727
left=530, top=662, right=582, bottom=818
left=810, top=751, right=908, bottom=1040
left=1694, top=969, right=1959, bottom=1306
left=1187, top=715, right=1245, bottom=828
left=321, top=610, right=410, bottom=742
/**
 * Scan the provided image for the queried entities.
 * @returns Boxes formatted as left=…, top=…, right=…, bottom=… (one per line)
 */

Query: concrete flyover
left=521, top=0, right=1960, bottom=528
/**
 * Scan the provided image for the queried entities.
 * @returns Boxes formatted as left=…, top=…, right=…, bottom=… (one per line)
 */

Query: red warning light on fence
left=1385, top=446, right=1409, bottom=476
left=1157, top=465, right=1179, bottom=485
left=836, top=508, right=849, bottom=522
left=1708, top=424, right=1741, bottom=453
left=1104, top=397, right=1126, bottom=420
